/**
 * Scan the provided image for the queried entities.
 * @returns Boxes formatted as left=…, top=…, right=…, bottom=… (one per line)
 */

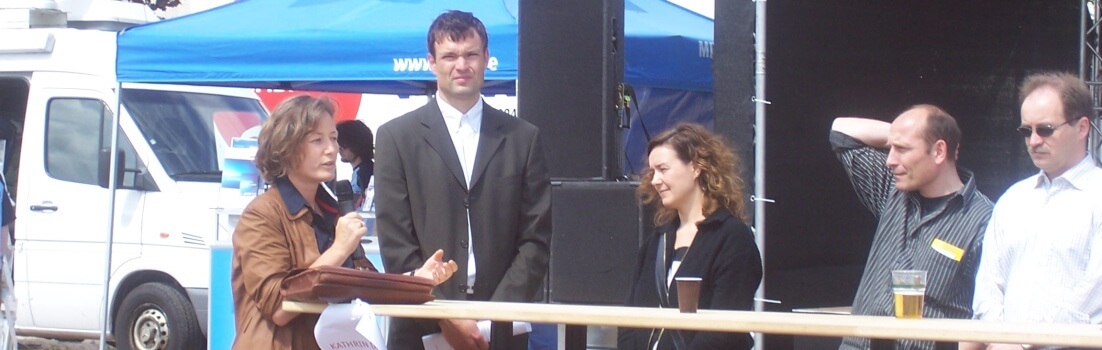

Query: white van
left=0, top=1, right=268, bottom=348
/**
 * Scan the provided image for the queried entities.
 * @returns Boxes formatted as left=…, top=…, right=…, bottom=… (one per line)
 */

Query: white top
left=667, top=260, right=682, bottom=288
left=973, top=156, right=1102, bottom=327
left=437, top=96, right=483, bottom=293
left=360, top=175, right=375, bottom=213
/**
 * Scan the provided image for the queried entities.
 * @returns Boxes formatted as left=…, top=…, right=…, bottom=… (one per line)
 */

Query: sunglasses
left=1017, top=121, right=1070, bottom=138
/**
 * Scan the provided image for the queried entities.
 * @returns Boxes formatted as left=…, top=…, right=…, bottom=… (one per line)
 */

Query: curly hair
left=336, top=120, right=374, bottom=161
left=637, top=122, right=748, bottom=226
left=254, top=95, right=336, bottom=183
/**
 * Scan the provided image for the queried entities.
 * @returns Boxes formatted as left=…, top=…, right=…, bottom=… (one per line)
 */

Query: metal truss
left=1081, top=0, right=1102, bottom=165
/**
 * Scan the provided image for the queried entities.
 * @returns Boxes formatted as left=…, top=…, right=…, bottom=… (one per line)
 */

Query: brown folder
left=281, top=265, right=435, bottom=304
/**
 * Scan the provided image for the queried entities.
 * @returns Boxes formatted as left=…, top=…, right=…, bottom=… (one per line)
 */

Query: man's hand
left=415, top=249, right=459, bottom=285
left=959, top=342, right=984, bottom=350
left=439, top=319, right=488, bottom=350
left=959, top=341, right=1030, bottom=349
left=959, top=342, right=985, bottom=350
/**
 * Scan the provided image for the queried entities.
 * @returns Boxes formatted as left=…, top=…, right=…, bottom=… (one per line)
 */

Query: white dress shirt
left=437, top=96, right=483, bottom=293
left=973, top=156, right=1102, bottom=330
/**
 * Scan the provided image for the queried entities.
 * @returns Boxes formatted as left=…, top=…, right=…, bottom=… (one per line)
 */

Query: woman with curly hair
left=618, top=122, right=763, bottom=350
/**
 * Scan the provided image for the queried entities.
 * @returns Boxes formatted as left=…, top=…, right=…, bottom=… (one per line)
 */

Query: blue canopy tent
left=116, top=0, right=520, bottom=95
left=116, top=0, right=716, bottom=177
left=620, top=0, right=714, bottom=92
left=116, top=0, right=714, bottom=94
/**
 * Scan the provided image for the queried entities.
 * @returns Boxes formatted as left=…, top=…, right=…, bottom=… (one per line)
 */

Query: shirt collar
left=436, top=95, right=484, bottom=135
left=274, top=177, right=339, bottom=217
left=956, top=168, right=980, bottom=199
left=1035, top=156, right=1099, bottom=191
left=659, top=208, right=735, bottom=232
left=699, top=209, right=734, bottom=228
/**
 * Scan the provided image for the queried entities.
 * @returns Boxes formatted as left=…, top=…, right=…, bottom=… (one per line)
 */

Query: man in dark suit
left=375, top=10, right=552, bottom=350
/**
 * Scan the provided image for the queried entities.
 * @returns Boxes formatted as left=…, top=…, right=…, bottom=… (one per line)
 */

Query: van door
left=17, top=82, right=147, bottom=331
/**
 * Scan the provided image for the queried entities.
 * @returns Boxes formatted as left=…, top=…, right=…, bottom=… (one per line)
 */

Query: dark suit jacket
left=375, top=99, right=552, bottom=349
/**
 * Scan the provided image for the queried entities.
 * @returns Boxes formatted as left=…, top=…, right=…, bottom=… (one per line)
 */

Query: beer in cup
left=891, top=270, right=926, bottom=319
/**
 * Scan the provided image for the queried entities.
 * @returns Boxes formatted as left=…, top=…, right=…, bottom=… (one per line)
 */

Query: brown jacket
left=230, top=183, right=370, bottom=350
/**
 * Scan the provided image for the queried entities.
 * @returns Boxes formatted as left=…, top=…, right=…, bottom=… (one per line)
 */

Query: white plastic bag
left=314, top=299, right=387, bottom=350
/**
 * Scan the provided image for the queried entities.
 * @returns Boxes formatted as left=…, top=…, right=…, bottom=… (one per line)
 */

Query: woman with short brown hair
left=231, top=95, right=456, bottom=349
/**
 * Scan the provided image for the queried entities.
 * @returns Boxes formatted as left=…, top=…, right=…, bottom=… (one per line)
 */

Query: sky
left=667, top=0, right=714, bottom=19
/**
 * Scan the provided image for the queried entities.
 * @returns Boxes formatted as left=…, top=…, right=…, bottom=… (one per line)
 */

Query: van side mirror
left=97, top=149, right=126, bottom=189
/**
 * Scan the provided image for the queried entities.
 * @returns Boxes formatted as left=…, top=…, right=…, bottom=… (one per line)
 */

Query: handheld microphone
left=333, top=180, right=367, bottom=261
left=334, top=180, right=356, bottom=215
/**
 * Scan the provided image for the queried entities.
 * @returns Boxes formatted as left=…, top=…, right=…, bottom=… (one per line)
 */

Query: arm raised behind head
left=832, top=117, right=890, bottom=149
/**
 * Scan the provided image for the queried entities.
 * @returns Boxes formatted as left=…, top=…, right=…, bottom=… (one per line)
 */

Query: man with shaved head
left=831, top=105, right=993, bottom=350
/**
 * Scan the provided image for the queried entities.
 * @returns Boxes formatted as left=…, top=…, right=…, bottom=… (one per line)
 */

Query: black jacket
left=618, top=209, right=762, bottom=350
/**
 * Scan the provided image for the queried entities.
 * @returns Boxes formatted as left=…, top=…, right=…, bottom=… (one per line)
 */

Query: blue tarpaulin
left=115, top=0, right=714, bottom=94
left=621, top=0, right=714, bottom=92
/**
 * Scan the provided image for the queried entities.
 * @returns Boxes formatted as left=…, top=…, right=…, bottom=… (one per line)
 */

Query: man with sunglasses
left=832, top=105, right=993, bottom=350
left=964, top=72, right=1102, bottom=350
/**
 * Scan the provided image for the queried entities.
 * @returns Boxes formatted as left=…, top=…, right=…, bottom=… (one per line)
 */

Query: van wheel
left=114, top=282, right=205, bottom=350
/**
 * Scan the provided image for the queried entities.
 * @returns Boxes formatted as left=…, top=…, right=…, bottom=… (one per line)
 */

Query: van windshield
left=121, top=88, right=267, bottom=182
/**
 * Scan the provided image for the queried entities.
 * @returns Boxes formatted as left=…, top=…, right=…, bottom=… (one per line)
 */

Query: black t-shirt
left=919, top=193, right=954, bottom=217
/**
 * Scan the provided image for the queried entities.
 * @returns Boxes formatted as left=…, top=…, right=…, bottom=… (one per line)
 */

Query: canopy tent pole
left=752, top=0, right=768, bottom=349
left=99, top=82, right=123, bottom=350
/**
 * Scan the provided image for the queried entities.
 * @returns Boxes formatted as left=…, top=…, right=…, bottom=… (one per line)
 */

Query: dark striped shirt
left=831, top=131, right=993, bottom=350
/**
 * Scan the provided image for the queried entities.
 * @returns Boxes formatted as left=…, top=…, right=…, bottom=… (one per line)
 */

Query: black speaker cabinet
left=518, top=0, right=625, bottom=180
left=548, top=181, right=653, bottom=305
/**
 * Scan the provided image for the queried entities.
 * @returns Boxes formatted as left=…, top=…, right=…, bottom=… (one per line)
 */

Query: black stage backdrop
left=716, top=1, right=1081, bottom=349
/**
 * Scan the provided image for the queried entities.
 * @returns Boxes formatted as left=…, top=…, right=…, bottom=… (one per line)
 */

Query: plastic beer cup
left=891, top=270, right=926, bottom=319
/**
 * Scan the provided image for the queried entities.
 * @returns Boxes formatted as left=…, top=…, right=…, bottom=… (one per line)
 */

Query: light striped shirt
left=973, top=156, right=1102, bottom=349
left=832, top=131, right=993, bottom=350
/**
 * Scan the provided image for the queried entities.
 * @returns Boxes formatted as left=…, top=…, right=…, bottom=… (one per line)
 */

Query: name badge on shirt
left=931, top=238, right=964, bottom=262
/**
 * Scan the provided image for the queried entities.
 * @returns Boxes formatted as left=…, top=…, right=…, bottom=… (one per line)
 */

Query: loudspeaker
left=713, top=0, right=756, bottom=221
left=548, top=181, right=653, bottom=305
left=518, top=0, right=625, bottom=180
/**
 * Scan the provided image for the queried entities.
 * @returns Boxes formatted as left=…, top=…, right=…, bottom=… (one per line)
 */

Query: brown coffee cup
left=675, top=277, right=702, bottom=313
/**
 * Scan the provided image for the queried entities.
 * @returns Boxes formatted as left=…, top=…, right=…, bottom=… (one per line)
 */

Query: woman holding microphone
left=231, top=95, right=457, bottom=350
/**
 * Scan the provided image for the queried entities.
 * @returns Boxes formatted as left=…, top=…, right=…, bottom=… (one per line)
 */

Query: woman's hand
left=311, top=212, right=368, bottom=269
left=333, top=212, right=368, bottom=256
left=415, top=249, right=458, bottom=286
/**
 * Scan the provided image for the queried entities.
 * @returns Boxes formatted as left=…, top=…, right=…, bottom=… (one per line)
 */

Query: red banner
left=254, top=89, right=362, bottom=122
